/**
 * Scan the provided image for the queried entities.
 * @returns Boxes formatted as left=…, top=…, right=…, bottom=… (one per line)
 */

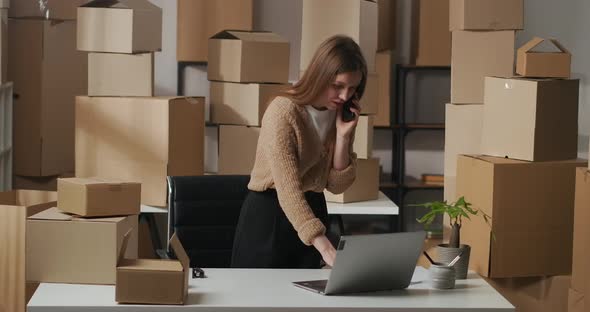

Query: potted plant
left=413, top=196, right=491, bottom=279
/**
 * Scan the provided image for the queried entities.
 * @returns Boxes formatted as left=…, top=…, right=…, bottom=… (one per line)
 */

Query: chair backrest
left=167, top=175, right=250, bottom=268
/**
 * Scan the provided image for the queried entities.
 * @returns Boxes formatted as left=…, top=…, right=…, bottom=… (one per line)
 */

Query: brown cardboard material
left=412, top=0, right=451, bottom=66
left=353, top=115, right=374, bottom=159
left=88, top=52, right=154, bottom=96
left=116, top=232, right=189, bottom=304
left=57, top=177, right=141, bottom=217
left=301, top=0, right=378, bottom=72
left=208, top=30, right=290, bottom=84
left=324, top=158, right=380, bottom=203
left=571, top=168, right=590, bottom=312
left=75, top=96, right=205, bottom=207
left=0, top=190, right=56, bottom=312
left=443, top=103, right=483, bottom=177
left=0, top=1, right=9, bottom=9
left=481, top=77, right=579, bottom=162
left=13, top=172, right=74, bottom=192
left=77, top=0, right=162, bottom=53
left=8, top=19, right=87, bottom=177
left=176, top=0, right=253, bottom=62
left=451, top=30, right=515, bottom=104
left=360, top=71, right=379, bottom=115
left=516, top=37, right=571, bottom=78
left=9, top=0, right=86, bottom=19
left=218, top=125, right=259, bottom=175
left=26, top=207, right=138, bottom=284
left=374, top=50, right=392, bottom=126
left=210, top=81, right=289, bottom=126
left=457, top=155, right=586, bottom=278
left=449, top=0, right=524, bottom=31
left=377, top=0, right=396, bottom=51
left=486, top=275, right=570, bottom=312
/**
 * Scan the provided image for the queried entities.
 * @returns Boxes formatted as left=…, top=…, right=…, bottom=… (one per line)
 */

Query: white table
left=28, top=267, right=514, bottom=312
left=140, top=191, right=399, bottom=216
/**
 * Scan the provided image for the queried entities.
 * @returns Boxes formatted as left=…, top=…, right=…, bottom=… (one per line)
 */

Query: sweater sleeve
left=325, top=128, right=358, bottom=194
left=262, top=106, right=326, bottom=246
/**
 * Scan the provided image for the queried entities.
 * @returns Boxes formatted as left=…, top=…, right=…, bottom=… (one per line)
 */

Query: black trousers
left=230, top=189, right=329, bottom=269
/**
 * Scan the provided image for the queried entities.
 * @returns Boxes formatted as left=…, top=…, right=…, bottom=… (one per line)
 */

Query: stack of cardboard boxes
left=8, top=0, right=87, bottom=191
left=299, top=0, right=380, bottom=203
left=207, top=30, right=290, bottom=175
left=373, top=0, right=396, bottom=127
left=74, top=0, right=206, bottom=208
left=443, top=3, right=583, bottom=309
left=570, top=163, right=590, bottom=312
left=0, top=188, right=56, bottom=312
left=444, top=0, right=522, bottom=202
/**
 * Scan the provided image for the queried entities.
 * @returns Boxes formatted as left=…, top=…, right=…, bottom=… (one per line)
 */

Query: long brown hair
left=287, top=35, right=368, bottom=105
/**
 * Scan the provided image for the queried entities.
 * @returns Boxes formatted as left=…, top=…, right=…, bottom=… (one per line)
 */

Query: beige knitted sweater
left=248, top=96, right=357, bottom=245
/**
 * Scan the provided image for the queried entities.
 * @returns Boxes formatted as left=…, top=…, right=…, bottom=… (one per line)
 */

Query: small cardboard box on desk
left=116, top=232, right=189, bottom=305
left=26, top=208, right=138, bottom=285
left=57, top=177, right=141, bottom=217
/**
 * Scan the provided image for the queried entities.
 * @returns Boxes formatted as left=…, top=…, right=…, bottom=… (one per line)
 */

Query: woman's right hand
left=312, top=235, right=336, bottom=267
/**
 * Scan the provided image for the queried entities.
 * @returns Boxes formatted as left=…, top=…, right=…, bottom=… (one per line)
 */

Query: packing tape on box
left=38, top=0, right=49, bottom=19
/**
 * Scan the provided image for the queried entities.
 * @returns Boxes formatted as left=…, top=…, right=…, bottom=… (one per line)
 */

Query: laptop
left=293, top=231, right=426, bottom=295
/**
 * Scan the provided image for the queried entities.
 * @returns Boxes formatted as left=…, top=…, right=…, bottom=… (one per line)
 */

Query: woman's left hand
left=336, top=99, right=361, bottom=139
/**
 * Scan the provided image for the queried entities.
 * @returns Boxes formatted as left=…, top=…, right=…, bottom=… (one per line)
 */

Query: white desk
left=28, top=267, right=514, bottom=312
left=140, top=191, right=399, bottom=216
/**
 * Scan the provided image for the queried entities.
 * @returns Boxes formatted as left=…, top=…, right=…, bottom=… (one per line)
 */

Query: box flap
left=118, top=229, right=133, bottom=265
left=81, top=0, right=160, bottom=10
left=118, top=259, right=183, bottom=271
left=169, top=233, right=189, bottom=270
left=29, top=207, right=73, bottom=221
left=210, top=30, right=287, bottom=43
left=30, top=207, right=126, bottom=222
left=60, top=177, right=138, bottom=187
left=518, top=37, right=571, bottom=55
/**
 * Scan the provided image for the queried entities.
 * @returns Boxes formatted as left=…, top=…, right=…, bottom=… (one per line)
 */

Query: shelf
left=374, top=123, right=445, bottom=130
left=380, top=175, right=444, bottom=190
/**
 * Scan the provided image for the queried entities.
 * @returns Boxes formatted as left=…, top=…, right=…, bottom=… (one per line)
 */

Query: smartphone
left=341, top=95, right=358, bottom=122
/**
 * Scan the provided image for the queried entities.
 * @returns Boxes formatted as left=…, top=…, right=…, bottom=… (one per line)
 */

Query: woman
left=231, top=35, right=367, bottom=269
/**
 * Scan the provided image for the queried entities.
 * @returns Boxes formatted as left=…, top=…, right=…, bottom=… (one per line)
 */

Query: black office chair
left=166, top=175, right=250, bottom=268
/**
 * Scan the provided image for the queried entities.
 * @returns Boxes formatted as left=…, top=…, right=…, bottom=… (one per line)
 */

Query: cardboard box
left=8, top=19, right=87, bottom=177
left=516, top=37, right=571, bottom=78
left=449, top=0, right=524, bottom=31
left=412, top=0, right=451, bottom=66
left=0, top=190, right=56, bottom=312
left=208, top=30, right=290, bottom=84
left=0, top=1, right=8, bottom=9
left=570, top=168, right=590, bottom=312
left=77, top=0, right=162, bottom=53
left=57, top=177, right=141, bottom=217
left=481, top=77, right=579, bottom=162
left=377, top=0, right=396, bottom=51
left=457, top=155, right=586, bottom=278
left=75, top=96, right=205, bottom=207
left=451, top=30, right=514, bottom=104
left=360, top=71, right=379, bottom=115
left=88, top=52, right=154, bottom=96
left=486, top=275, right=570, bottom=312
left=9, top=0, right=86, bottom=19
left=26, top=207, right=138, bottom=284
left=218, top=125, right=259, bottom=175
left=324, top=158, right=380, bottom=203
left=210, top=81, right=289, bottom=126
left=353, top=115, right=374, bottom=159
left=443, top=103, right=483, bottom=177
left=13, top=172, right=74, bottom=192
left=301, top=0, right=378, bottom=72
left=374, top=50, right=392, bottom=127
left=177, top=0, right=253, bottom=62
left=116, top=232, right=188, bottom=304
